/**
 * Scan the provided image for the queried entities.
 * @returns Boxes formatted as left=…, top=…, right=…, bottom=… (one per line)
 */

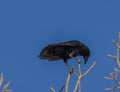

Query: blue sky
left=0, top=0, right=120, bottom=92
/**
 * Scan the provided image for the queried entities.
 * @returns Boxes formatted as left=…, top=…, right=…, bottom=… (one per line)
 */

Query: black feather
left=39, top=40, right=90, bottom=64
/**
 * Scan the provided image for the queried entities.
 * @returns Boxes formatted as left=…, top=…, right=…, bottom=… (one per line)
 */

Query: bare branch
left=114, top=68, right=119, bottom=72
left=73, top=75, right=82, bottom=92
left=82, top=61, right=96, bottom=77
left=2, top=81, right=12, bottom=92
left=104, top=76, right=114, bottom=80
left=105, top=87, right=120, bottom=91
left=59, top=85, right=65, bottom=92
left=51, top=52, right=96, bottom=92
left=108, top=54, right=117, bottom=59
left=73, top=61, right=96, bottom=92
left=0, top=73, right=3, bottom=87
left=112, top=40, right=117, bottom=46
left=50, top=87, right=56, bottom=92
left=118, top=32, right=120, bottom=42
left=65, top=67, right=74, bottom=92
left=78, top=63, right=82, bottom=92
left=105, top=32, right=120, bottom=91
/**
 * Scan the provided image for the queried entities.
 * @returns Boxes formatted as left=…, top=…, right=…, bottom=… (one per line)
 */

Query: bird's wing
left=48, top=40, right=83, bottom=47
left=39, top=46, right=61, bottom=61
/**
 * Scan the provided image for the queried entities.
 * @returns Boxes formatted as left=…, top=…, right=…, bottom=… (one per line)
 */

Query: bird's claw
left=76, top=59, right=81, bottom=64
left=69, top=67, right=74, bottom=74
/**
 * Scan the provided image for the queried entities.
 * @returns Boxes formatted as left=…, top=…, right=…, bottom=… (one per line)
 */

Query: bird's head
left=83, top=46, right=90, bottom=64
left=83, top=55, right=89, bottom=64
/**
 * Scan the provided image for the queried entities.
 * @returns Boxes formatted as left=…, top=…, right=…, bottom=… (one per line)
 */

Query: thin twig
left=104, top=76, right=114, bottom=80
left=108, top=54, right=117, bottom=59
left=0, top=73, right=3, bottom=87
left=50, top=87, right=56, bottom=92
left=65, top=67, right=74, bottom=92
left=65, top=73, right=70, bottom=92
left=2, top=81, right=12, bottom=92
left=105, top=87, right=120, bottom=91
left=59, top=85, right=65, bottom=92
left=82, top=61, right=96, bottom=77
left=78, top=63, right=81, bottom=92
left=105, top=32, right=120, bottom=91
left=73, top=61, right=96, bottom=92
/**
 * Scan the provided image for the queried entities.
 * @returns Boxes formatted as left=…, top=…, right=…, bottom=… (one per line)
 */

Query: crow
left=39, top=40, right=90, bottom=64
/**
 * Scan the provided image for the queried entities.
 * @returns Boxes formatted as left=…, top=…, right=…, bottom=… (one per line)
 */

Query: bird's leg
left=69, top=51, right=81, bottom=64
left=64, top=62, right=71, bottom=70
left=64, top=62, right=79, bottom=76
left=64, top=62, right=73, bottom=75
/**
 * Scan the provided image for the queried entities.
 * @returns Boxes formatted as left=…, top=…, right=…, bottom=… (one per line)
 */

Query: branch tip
left=50, top=87, right=55, bottom=92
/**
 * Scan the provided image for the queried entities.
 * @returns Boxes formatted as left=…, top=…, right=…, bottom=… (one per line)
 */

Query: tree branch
left=0, top=73, right=3, bottom=87
left=105, top=32, right=120, bottom=91
left=65, top=67, right=74, bottom=92
left=50, top=87, right=56, bottom=92
left=82, top=62, right=96, bottom=77
left=73, top=61, right=96, bottom=92
left=2, top=81, right=12, bottom=92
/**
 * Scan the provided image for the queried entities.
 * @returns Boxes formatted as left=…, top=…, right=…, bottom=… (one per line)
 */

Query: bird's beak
left=84, top=56, right=88, bottom=64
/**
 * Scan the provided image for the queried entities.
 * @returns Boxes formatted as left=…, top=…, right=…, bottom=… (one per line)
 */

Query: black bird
left=39, top=40, right=90, bottom=64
